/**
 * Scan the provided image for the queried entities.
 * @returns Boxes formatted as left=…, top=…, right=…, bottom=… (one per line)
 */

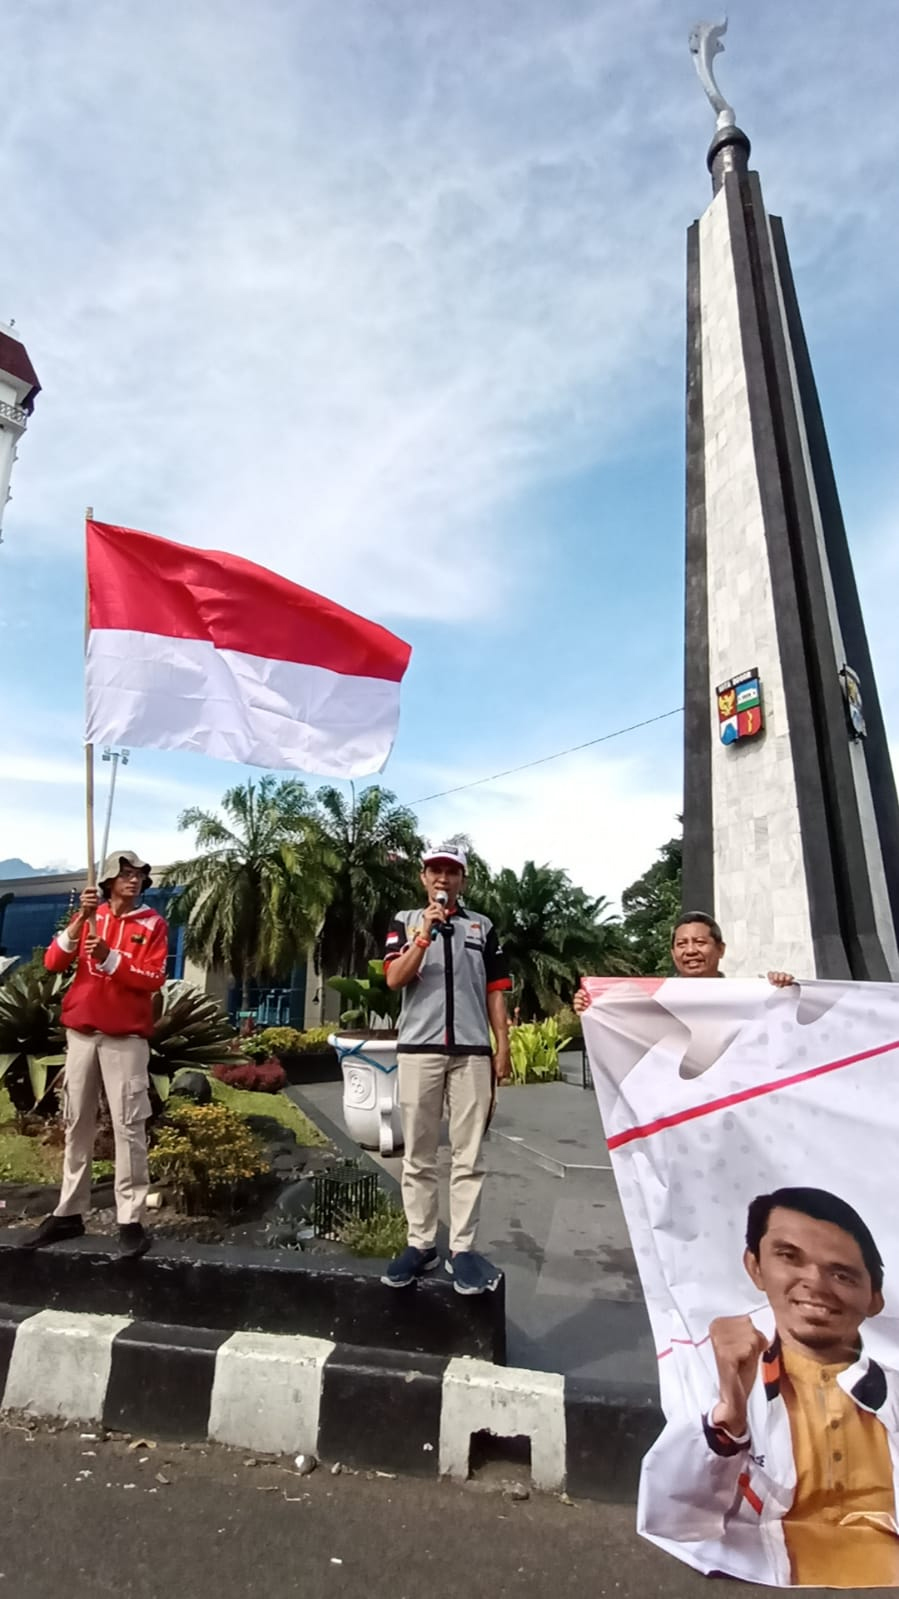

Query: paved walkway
left=290, top=1075, right=656, bottom=1387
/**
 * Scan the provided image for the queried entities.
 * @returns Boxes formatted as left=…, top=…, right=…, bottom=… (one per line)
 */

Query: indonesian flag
left=85, top=521, right=411, bottom=777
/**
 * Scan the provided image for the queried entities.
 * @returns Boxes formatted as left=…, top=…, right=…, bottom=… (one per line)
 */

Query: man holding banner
left=573, top=910, right=795, bottom=1004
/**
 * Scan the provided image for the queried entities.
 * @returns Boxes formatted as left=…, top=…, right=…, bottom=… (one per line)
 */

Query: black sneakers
left=118, top=1223, right=151, bottom=1260
left=22, top=1213, right=85, bottom=1250
left=22, top=1213, right=151, bottom=1258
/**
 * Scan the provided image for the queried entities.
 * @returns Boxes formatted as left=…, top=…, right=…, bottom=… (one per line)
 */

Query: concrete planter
left=329, top=1032, right=403, bottom=1155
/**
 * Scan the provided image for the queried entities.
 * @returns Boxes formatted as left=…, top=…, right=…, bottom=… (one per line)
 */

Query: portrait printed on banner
left=582, top=977, right=899, bottom=1589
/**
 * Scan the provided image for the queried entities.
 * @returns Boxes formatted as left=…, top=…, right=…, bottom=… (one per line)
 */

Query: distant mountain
left=0, top=859, right=48, bottom=880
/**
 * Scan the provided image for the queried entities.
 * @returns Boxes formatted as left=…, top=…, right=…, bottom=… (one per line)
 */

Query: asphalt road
left=0, top=1422, right=873, bottom=1599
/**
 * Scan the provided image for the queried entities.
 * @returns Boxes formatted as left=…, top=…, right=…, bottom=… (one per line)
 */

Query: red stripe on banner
left=657, top=1334, right=712, bottom=1360
left=607, top=1036, right=899, bottom=1152
left=738, top=1473, right=763, bottom=1515
left=87, top=522, right=411, bottom=683
left=582, top=976, right=666, bottom=1000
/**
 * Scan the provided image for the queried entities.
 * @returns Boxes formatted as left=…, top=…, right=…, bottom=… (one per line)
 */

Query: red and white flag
left=85, top=522, right=411, bottom=777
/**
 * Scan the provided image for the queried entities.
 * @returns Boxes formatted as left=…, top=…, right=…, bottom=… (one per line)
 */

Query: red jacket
left=45, top=901, right=169, bottom=1038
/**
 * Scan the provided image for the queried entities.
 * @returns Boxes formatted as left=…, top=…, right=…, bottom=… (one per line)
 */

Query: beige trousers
left=55, top=1030, right=152, bottom=1226
left=398, top=1051, right=493, bottom=1255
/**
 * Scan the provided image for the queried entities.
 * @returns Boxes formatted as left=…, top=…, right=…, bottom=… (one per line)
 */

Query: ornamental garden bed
left=0, top=966, right=407, bottom=1260
left=0, top=1080, right=346, bottom=1252
left=0, top=1080, right=407, bottom=1259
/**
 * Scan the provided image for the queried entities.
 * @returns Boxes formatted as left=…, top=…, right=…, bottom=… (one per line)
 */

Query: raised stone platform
left=0, top=1234, right=505, bottom=1363
left=290, top=1080, right=658, bottom=1387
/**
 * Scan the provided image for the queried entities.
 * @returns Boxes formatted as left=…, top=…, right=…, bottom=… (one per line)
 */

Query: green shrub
left=327, top=961, right=400, bottom=1031
left=553, top=1005, right=583, bottom=1047
left=0, top=971, right=235, bottom=1117
left=256, top=1025, right=336, bottom=1060
left=508, top=1017, right=572, bottom=1086
left=256, top=1026, right=305, bottom=1058
left=0, top=957, right=71, bottom=1116
left=150, top=983, right=236, bottom=1087
left=291, top=1026, right=335, bottom=1054
left=239, top=1035, right=270, bottom=1062
left=338, top=1190, right=408, bottom=1257
left=150, top=1101, right=268, bottom=1215
left=241, top=1025, right=335, bottom=1063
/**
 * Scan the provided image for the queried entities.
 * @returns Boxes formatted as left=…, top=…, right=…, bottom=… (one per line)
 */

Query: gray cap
left=99, top=849, right=152, bottom=890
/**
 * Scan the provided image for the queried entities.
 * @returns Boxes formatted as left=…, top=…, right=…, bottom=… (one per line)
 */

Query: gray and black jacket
left=383, top=904, right=511, bottom=1057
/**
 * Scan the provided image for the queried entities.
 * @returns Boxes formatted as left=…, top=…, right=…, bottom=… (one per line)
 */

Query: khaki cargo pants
left=398, top=1051, right=493, bottom=1255
left=55, top=1029, right=152, bottom=1226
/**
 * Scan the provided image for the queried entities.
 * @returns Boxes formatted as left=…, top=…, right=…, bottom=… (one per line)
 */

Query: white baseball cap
left=422, top=844, right=468, bottom=871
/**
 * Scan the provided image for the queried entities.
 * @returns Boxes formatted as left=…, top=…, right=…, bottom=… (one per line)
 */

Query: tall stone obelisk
left=681, top=21, right=899, bottom=981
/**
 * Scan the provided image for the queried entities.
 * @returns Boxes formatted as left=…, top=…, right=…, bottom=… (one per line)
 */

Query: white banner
left=582, top=975, right=899, bottom=1590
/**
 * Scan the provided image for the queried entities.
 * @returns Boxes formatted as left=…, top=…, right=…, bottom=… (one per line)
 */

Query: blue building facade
left=0, top=883, right=185, bottom=979
left=0, top=873, right=312, bottom=1026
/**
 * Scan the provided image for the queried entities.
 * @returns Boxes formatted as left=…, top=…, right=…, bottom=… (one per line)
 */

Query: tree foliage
left=163, top=777, right=331, bottom=1007
left=477, top=859, right=636, bottom=1020
left=620, top=833, right=683, bottom=974
left=314, top=784, right=424, bottom=978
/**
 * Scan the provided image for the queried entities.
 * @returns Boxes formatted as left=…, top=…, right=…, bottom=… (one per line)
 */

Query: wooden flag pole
left=84, top=507, right=96, bottom=928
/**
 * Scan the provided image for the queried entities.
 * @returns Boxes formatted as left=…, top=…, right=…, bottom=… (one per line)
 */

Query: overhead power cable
left=406, top=705, right=684, bottom=807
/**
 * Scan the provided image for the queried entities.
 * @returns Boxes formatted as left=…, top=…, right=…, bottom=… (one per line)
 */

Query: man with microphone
left=381, top=845, right=512, bottom=1295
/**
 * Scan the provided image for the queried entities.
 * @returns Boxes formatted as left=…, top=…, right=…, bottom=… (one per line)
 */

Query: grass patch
left=0, top=1130, right=62, bottom=1184
left=0, top=1088, right=113, bottom=1187
left=0, top=1086, right=61, bottom=1183
left=209, top=1082, right=327, bottom=1147
left=338, top=1190, right=408, bottom=1258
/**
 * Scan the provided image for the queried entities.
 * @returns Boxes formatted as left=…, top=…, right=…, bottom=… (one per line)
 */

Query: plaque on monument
left=716, top=668, right=763, bottom=745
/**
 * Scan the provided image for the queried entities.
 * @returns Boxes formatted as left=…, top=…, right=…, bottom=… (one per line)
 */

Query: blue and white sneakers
left=381, top=1245, right=440, bottom=1288
left=446, top=1251, right=502, bottom=1296
left=382, top=1245, right=503, bottom=1294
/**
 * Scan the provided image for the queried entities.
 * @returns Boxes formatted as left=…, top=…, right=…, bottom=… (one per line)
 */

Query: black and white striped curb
left=0, top=1304, right=661, bottom=1499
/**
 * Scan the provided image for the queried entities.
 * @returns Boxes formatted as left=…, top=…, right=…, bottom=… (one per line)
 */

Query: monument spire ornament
left=688, top=18, right=735, bottom=128
left=689, top=18, right=751, bottom=190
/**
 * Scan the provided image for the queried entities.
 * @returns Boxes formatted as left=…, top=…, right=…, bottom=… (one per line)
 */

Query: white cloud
left=0, top=749, right=218, bottom=803
left=412, top=746, right=681, bottom=907
left=4, top=1, right=899, bottom=627
left=3, top=1, right=899, bottom=883
left=0, top=716, right=229, bottom=873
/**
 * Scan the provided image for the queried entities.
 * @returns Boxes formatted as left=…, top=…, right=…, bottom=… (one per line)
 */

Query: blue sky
left=2, top=0, right=898, bottom=905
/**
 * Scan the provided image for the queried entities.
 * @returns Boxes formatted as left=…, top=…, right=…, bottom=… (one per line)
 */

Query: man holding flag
left=26, top=516, right=413, bottom=1252
left=26, top=850, right=168, bottom=1259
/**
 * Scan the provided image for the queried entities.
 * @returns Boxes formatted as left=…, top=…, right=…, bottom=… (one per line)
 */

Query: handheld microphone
left=431, top=889, right=449, bottom=941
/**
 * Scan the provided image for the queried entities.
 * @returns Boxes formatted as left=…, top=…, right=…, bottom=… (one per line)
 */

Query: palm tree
left=479, top=860, right=636, bottom=1019
left=163, top=777, right=331, bottom=1009
left=314, top=784, right=424, bottom=977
